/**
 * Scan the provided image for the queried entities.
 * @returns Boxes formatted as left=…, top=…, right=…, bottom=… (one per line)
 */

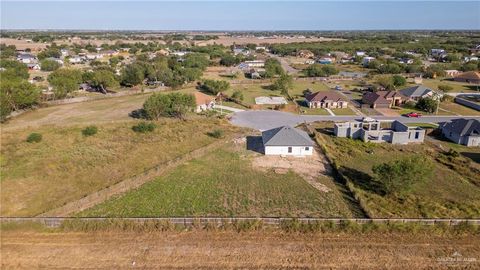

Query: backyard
left=314, top=123, right=480, bottom=218
left=79, top=143, right=354, bottom=218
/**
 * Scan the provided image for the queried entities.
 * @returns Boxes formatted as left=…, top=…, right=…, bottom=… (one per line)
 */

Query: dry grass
left=1, top=230, right=478, bottom=269
left=0, top=118, right=240, bottom=216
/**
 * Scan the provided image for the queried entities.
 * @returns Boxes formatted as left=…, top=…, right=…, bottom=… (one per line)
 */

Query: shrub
left=143, top=92, right=195, bottom=120
left=207, top=129, right=224, bottom=138
left=132, top=122, right=156, bottom=133
left=438, top=84, right=453, bottom=92
left=26, top=133, right=42, bottom=143
left=231, top=90, right=244, bottom=101
left=81, top=125, right=98, bottom=137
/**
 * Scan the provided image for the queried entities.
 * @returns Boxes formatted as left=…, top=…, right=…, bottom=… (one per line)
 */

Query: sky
left=1, top=1, right=479, bottom=31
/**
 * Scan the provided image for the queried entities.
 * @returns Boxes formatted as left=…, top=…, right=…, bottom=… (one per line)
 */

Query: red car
left=405, top=112, right=422, bottom=118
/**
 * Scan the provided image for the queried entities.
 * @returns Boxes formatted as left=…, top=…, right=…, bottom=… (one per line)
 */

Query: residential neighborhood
left=1, top=1, right=479, bottom=268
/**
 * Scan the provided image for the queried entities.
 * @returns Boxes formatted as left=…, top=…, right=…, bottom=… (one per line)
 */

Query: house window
left=415, top=132, right=419, bottom=139
left=305, top=147, right=309, bottom=151
left=288, top=147, right=292, bottom=153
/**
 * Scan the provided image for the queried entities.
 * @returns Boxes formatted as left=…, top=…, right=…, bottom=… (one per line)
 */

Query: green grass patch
left=79, top=146, right=353, bottom=217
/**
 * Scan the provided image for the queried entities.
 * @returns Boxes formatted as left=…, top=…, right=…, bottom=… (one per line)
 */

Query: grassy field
left=1, top=118, right=240, bottom=216
left=439, top=101, right=480, bottom=116
left=2, top=93, right=151, bottom=131
left=79, top=144, right=353, bottom=217
left=421, top=78, right=480, bottom=93
left=315, top=125, right=480, bottom=218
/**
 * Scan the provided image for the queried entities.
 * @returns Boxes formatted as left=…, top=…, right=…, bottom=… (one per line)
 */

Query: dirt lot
left=251, top=147, right=331, bottom=192
left=1, top=230, right=478, bottom=269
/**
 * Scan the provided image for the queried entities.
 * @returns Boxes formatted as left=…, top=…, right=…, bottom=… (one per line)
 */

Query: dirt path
left=2, top=230, right=478, bottom=269
left=38, top=138, right=234, bottom=217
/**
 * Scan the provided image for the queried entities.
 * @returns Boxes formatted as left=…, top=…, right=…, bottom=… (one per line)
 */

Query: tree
left=47, top=68, right=83, bottom=98
left=264, top=58, right=284, bottom=78
left=220, top=54, right=238, bottom=66
left=183, top=53, right=209, bottom=70
left=199, top=79, right=230, bottom=95
left=375, top=75, right=395, bottom=90
left=392, top=75, right=406, bottom=87
left=40, top=59, right=61, bottom=71
left=416, top=97, right=437, bottom=113
left=372, top=155, right=433, bottom=195
left=272, top=74, right=293, bottom=95
left=0, top=60, right=29, bottom=80
left=121, top=64, right=145, bottom=86
left=143, top=92, right=195, bottom=119
left=303, top=64, right=338, bottom=77
left=0, top=78, right=40, bottom=120
left=90, top=70, right=119, bottom=89
left=231, top=90, right=244, bottom=101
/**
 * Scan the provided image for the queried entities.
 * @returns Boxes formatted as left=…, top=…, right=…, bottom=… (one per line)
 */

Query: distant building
left=17, top=53, right=37, bottom=64
left=233, top=48, right=250, bottom=56
left=262, top=126, right=314, bottom=156
left=305, top=59, right=315, bottom=65
left=399, top=85, right=438, bottom=101
left=441, top=118, right=480, bottom=147
left=334, top=119, right=426, bottom=144
left=454, top=71, right=480, bottom=84
left=362, top=56, right=375, bottom=66
left=296, top=50, right=314, bottom=58
left=356, top=51, right=366, bottom=57
left=193, top=91, right=215, bottom=113
left=431, top=49, right=446, bottom=57
left=238, top=60, right=265, bottom=70
left=338, top=71, right=367, bottom=79
left=305, top=91, right=348, bottom=109
left=445, top=70, right=460, bottom=77
left=362, top=91, right=405, bottom=108
left=318, top=57, right=334, bottom=64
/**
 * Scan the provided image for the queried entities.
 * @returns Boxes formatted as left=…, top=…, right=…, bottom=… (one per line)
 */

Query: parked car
left=404, top=112, right=422, bottom=118
left=335, top=85, right=343, bottom=90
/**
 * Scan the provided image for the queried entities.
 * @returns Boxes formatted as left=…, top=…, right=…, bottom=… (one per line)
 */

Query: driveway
left=229, top=110, right=480, bottom=131
left=267, top=53, right=299, bottom=74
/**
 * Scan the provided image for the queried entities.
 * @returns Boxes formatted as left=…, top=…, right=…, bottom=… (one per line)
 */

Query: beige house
left=305, top=91, right=348, bottom=109
left=193, top=92, right=215, bottom=113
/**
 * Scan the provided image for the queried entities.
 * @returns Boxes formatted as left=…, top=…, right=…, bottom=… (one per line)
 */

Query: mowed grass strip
left=316, top=130, right=480, bottom=218
left=79, top=146, right=353, bottom=217
left=0, top=118, right=239, bottom=216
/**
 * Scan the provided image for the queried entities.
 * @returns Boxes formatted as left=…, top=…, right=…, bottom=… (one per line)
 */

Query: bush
left=26, top=133, right=42, bottom=143
left=231, top=90, right=244, bottom=101
left=82, top=125, right=98, bottom=137
left=143, top=92, right=195, bottom=120
left=132, top=122, right=156, bottom=133
left=207, top=129, right=224, bottom=138
left=438, top=84, right=453, bottom=92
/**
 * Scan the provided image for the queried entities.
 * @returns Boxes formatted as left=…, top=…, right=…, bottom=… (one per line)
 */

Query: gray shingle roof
left=262, top=126, right=314, bottom=146
left=399, top=85, right=433, bottom=98
left=442, top=119, right=480, bottom=137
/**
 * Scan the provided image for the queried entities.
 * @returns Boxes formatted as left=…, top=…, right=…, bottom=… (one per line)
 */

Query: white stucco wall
left=264, top=146, right=313, bottom=156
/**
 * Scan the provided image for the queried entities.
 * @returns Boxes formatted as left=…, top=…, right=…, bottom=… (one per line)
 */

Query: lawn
left=79, top=145, right=354, bottom=218
left=0, top=118, right=241, bottom=216
left=421, top=78, right=480, bottom=93
left=315, top=125, right=480, bottom=218
left=439, top=101, right=480, bottom=116
left=331, top=108, right=357, bottom=115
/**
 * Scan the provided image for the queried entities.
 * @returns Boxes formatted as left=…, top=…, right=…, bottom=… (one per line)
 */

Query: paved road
left=267, top=53, right=299, bottom=74
left=230, top=110, right=480, bottom=131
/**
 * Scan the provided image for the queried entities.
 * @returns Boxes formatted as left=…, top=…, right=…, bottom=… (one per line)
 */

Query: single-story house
left=305, top=91, right=348, bottom=109
left=441, top=118, right=480, bottom=147
left=362, top=56, right=375, bottom=66
left=453, top=71, right=480, bottom=84
left=262, top=126, right=314, bottom=156
left=296, top=50, right=314, bottom=58
left=362, top=91, right=405, bottom=108
left=445, top=69, right=460, bottom=77
left=399, top=85, right=437, bottom=101
left=17, top=53, right=37, bottom=64
left=238, top=60, right=265, bottom=71
left=193, top=91, right=215, bottom=113
left=334, top=119, right=425, bottom=144
left=318, top=57, right=334, bottom=64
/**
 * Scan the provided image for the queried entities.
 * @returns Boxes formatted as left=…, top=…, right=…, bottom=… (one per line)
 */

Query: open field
left=422, top=78, right=480, bottom=93
left=2, top=93, right=151, bottom=131
left=79, top=142, right=353, bottom=217
left=1, top=118, right=240, bottom=216
left=439, top=100, right=480, bottom=116
left=1, top=229, right=478, bottom=269
left=314, top=124, right=480, bottom=218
